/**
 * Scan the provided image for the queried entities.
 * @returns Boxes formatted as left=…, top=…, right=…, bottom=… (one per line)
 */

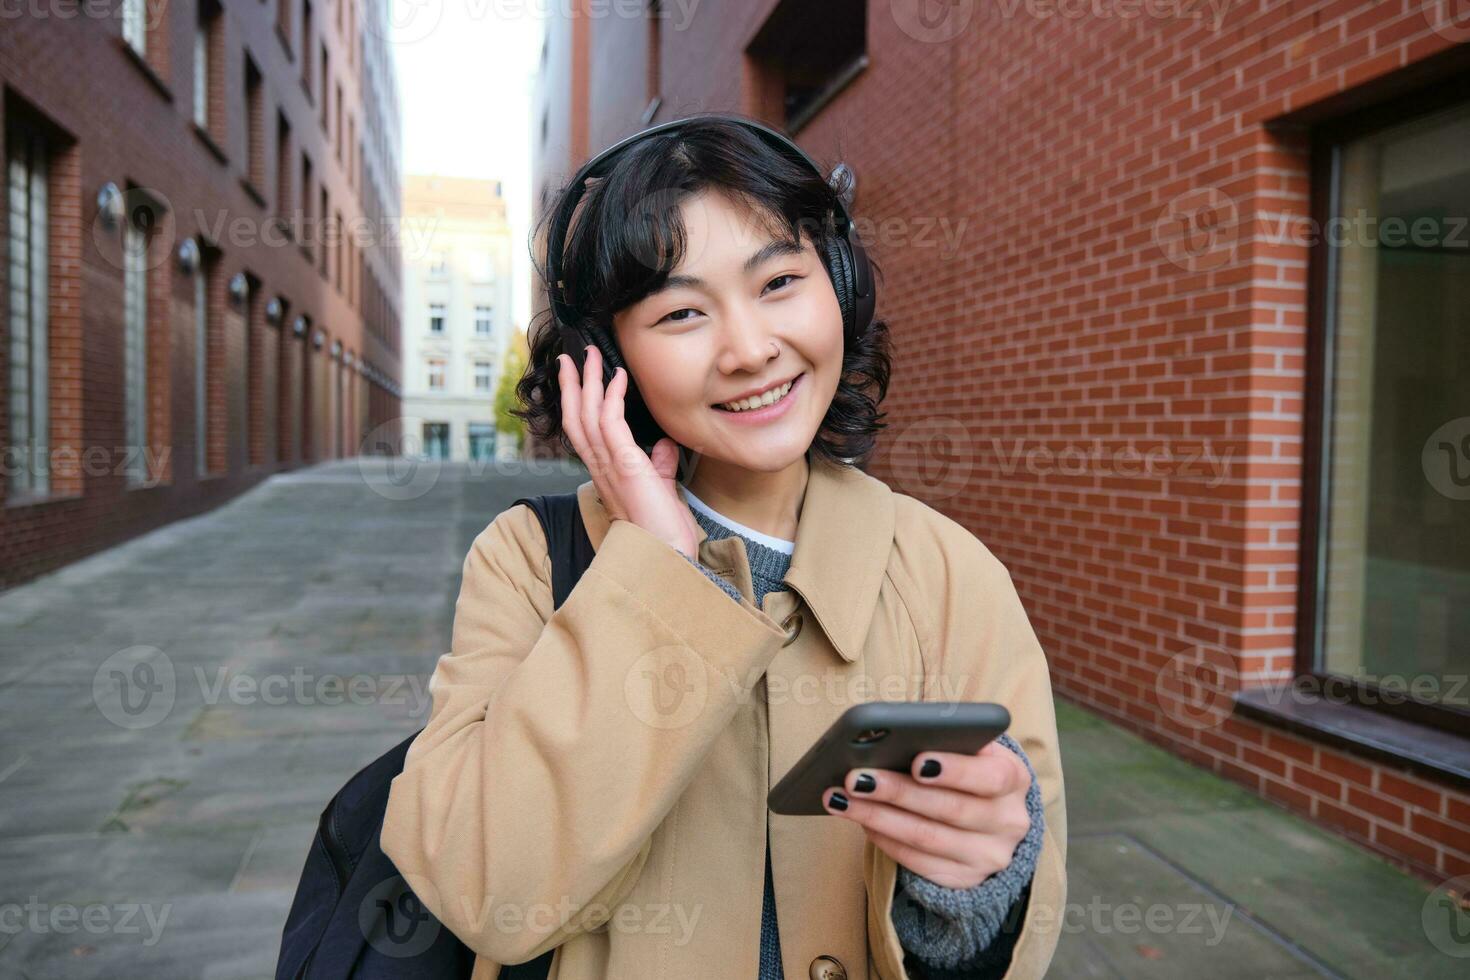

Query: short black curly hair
left=514, top=114, right=892, bottom=468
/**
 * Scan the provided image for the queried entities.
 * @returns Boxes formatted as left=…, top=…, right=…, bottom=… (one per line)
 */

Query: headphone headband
left=546, top=113, right=870, bottom=329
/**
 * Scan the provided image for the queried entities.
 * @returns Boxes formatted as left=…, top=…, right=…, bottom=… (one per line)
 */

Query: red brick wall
left=0, top=3, right=402, bottom=588
left=558, top=0, right=1470, bottom=880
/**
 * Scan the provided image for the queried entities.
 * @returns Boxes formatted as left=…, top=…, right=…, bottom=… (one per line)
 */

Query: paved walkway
left=0, top=460, right=1459, bottom=978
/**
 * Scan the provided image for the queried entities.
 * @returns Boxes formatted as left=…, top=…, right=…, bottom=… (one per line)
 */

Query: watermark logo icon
left=1422, top=417, right=1470, bottom=501
left=360, top=874, right=444, bottom=958
left=93, top=646, right=176, bottom=730
left=1422, top=874, right=1470, bottom=957
left=1155, top=646, right=1239, bottom=730
left=625, top=646, right=709, bottom=730
left=891, top=0, right=977, bottom=43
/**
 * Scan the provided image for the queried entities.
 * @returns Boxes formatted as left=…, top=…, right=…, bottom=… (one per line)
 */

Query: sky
left=391, top=0, right=545, bottom=334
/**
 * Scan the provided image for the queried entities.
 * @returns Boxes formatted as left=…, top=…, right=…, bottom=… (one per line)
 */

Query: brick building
left=1, top=0, right=405, bottom=588
left=532, top=1, right=1470, bottom=883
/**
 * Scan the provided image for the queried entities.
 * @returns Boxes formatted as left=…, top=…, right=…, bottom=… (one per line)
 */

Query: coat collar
left=575, top=452, right=895, bottom=663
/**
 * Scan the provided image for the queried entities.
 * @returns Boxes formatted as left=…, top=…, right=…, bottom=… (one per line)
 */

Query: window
left=474, top=304, right=492, bottom=335
left=473, top=359, right=492, bottom=392
left=123, top=199, right=151, bottom=485
left=426, top=358, right=446, bottom=391
left=6, top=123, right=49, bottom=498
left=301, top=0, right=314, bottom=94
left=276, top=112, right=292, bottom=219
left=276, top=0, right=293, bottom=53
left=422, top=422, right=449, bottom=459
left=320, top=44, right=330, bottom=130
left=194, top=256, right=209, bottom=476
left=194, top=2, right=226, bottom=137
left=123, top=0, right=147, bottom=56
left=192, top=7, right=210, bottom=128
left=428, top=303, right=445, bottom=334
left=428, top=250, right=449, bottom=278
left=1306, top=94, right=1470, bottom=734
left=748, top=0, right=867, bottom=134
left=319, top=185, right=328, bottom=276
left=300, top=152, right=313, bottom=255
left=468, top=422, right=496, bottom=461
left=244, top=54, right=265, bottom=189
left=645, top=0, right=661, bottom=122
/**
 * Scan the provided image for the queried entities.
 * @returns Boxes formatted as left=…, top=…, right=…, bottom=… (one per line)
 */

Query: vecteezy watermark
left=367, top=0, right=703, bottom=46
left=357, top=417, right=443, bottom=501
left=0, top=0, right=167, bottom=30
left=1, top=444, right=173, bottom=483
left=1155, top=645, right=1469, bottom=731
left=1423, top=417, right=1470, bottom=501
left=1423, top=874, right=1470, bottom=958
left=1423, top=0, right=1470, bottom=43
left=890, top=0, right=1236, bottom=43
left=885, top=417, right=977, bottom=502
left=1154, top=186, right=1470, bottom=273
left=990, top=438, right=1235, bottom=487
left=1252, top=671, right=1470, bottom=711
left=1155, top=646, right=1240, bottom=730
left=905, top=889, right=1237, bottom=945
left=883, top=423, right=1236, bottom=501
left=362, top=872, right=705, bottom=960
left=93, top=646, right=433, bottom=730
left=624, top=649, right=976, bottom=732
left=0, top=898, right=172, bottom=947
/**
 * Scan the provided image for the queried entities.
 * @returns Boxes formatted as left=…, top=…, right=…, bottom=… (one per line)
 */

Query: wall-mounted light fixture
left=228, top=273, right=249, bottom=304
left=96, top=182, right=125, bottom=231
left=312, top=329, right=326, bottom=350
left=265, top=297, right=285, bottom=325
left=292, top=315, right=308, bottom=338
left=176, top=237, right=201, bottom=274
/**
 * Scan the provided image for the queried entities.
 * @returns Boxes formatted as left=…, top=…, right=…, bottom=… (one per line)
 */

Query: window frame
left=1296, top=76, right=1470, bottom=738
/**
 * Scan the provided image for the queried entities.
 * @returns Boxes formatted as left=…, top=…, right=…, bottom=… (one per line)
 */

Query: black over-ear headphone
left=545, top=112, right=876, bottom=448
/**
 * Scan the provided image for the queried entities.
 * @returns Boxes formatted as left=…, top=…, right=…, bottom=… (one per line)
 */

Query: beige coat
left=381, top=454, right=1067, bottom=979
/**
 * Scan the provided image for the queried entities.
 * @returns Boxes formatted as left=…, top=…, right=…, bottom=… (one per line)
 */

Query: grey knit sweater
left=676, top=488, right=1045, bottom=978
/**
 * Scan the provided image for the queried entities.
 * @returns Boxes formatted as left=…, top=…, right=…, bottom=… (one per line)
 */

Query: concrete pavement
left=0, top=458, right=1459, bottom=978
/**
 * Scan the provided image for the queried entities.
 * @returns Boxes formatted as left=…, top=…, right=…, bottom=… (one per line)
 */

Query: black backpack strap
left=509, top=491, right=595, bottom=610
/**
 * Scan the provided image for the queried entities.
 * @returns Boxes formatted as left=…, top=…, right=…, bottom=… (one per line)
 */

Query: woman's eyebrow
left=651, top=239, right=805, bottom=295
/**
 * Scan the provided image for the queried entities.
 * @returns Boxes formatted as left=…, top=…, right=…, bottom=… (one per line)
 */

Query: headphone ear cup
left=823, top=235, right=857, bottom=344
left=588, top=330, right=666, bottom=449
left=846, top=237, right=876, bottom=341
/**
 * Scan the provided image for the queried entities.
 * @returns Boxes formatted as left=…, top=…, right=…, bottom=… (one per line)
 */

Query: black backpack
left=276, top=492, right=596, bottom=980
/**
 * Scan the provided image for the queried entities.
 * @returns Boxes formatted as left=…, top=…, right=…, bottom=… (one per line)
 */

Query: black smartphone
left=767, top=701, right=1011, bottom=816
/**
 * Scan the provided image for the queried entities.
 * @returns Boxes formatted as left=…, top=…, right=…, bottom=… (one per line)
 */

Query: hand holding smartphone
left=767, top=701, right=1011, bottom=816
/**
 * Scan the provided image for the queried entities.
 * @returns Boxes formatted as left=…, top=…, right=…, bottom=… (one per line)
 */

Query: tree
left=494, top=327, right=529, bottom=449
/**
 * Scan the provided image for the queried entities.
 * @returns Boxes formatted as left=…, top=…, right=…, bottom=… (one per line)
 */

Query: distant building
left=532, top=2, right=1470, bottom=883
left=401, top=175, right=514, bottom=462
left=1, top=0, right=404, bottom=587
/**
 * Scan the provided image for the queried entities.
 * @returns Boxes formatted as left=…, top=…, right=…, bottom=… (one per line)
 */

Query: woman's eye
left=657, top=308, right=698, bottom=325
left=654, top=276, right=801, bottom=325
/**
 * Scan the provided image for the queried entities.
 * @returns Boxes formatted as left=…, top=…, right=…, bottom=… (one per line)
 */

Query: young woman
left=381, top=116, right=1066, bottom=980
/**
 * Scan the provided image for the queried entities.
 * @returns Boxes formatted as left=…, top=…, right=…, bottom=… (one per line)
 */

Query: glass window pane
left=1318, top=102, right=1470, bottom=708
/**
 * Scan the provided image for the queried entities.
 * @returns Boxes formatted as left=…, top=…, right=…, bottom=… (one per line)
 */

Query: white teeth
left=719, top=379, right=794, bottom=412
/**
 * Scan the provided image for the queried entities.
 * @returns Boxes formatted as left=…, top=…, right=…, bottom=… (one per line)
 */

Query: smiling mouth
left=713, top=374, right=804, bottom=413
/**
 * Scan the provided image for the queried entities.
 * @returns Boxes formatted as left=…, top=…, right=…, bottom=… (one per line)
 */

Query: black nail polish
left=854, top=773, right=876, bottom=794
left=920, top=759, right=942, bottom=778
left=828, top=791, right=849, bottom=811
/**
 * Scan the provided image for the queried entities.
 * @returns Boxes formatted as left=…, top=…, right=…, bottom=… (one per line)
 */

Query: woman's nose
left=717, top=315, right=780, bottom=375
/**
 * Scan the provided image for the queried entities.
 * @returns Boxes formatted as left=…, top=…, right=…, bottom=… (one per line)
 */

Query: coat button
left=809, top=955, right=846, bottom=980
left=781, top=610, right=804, bottom=647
